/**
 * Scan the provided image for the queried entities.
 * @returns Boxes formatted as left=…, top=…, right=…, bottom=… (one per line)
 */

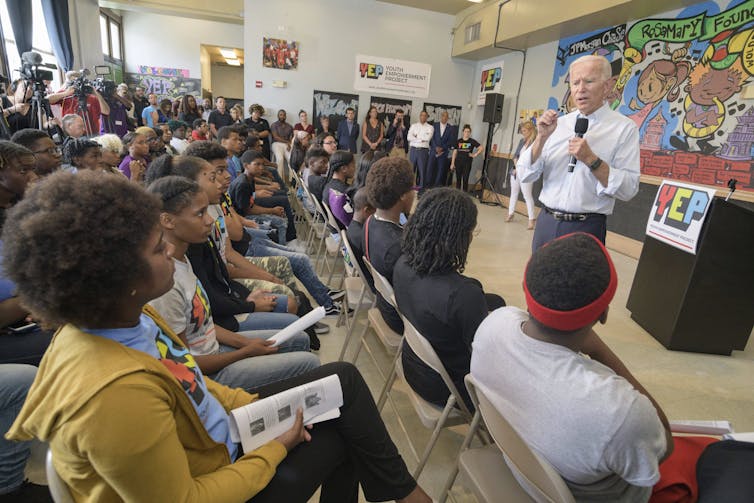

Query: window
left=99, top=10, right=123, bottom=63
left=0, top=0, right=62, bottom=89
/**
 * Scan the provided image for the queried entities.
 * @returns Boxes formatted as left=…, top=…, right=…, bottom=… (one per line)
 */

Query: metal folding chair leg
left=439, top=409, right=484, bottom=503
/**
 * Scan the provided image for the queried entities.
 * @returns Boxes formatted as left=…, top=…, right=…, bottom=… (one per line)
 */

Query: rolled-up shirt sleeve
left=597, top=122, right=640, bottom=201
left=517, top=142, right=545, bottom=183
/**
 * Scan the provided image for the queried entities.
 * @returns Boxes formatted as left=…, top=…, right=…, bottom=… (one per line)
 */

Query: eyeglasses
left=32, top=147, right=62, bottom=156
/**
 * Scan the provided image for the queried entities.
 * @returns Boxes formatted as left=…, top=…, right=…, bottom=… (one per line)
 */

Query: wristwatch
left=588, top=157, right=602, bottom=171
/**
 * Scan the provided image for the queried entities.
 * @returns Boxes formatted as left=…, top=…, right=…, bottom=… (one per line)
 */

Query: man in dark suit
left=385, top=108, right=409, bottom=159
left=336, top=107, right=359, bottom=153
left=428, top=111, right=457, bottom=187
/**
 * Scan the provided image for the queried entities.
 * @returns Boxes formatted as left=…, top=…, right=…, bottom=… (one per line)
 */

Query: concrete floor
left=306, top=199, right=754, bottom=502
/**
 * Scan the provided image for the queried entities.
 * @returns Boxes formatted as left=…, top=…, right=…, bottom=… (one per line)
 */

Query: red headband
left=523, top=233, right=617, bottom=331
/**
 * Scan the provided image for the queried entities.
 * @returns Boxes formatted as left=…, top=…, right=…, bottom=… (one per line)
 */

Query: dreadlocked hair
left=401, top=187, right=477, bottom=276
left=145, top=154, right=207, bottom=185
left=63, top=138, right=100, bottom=165
left=147, top=175, right=202, bottom=214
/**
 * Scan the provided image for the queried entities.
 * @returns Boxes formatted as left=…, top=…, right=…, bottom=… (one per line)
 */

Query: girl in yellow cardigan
left=4, top=171, right=431, bottom=503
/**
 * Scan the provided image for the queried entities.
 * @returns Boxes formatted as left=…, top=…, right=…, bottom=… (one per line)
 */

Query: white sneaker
left=286, top=239, right=307, bottom=253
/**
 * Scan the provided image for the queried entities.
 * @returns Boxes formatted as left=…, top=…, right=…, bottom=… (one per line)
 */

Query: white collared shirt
left=517, top=104, right=640, bottom=214
left=408, top=122, right=433, bottom=148
left=440, top=122, right=447, bottom=137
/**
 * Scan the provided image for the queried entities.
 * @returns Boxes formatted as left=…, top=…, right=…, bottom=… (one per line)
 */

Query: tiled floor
left=307, top=199, right=754, bottom=502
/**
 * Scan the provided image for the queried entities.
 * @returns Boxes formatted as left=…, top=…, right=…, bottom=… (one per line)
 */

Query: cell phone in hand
left=7, top=320, right=39, bottom=334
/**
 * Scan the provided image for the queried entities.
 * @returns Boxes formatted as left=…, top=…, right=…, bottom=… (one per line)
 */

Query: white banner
left=477, top=61, right=504, bottom=105
left=354, top=54, right=431, bottom=98
left=645, top=180, right=717, bottom=254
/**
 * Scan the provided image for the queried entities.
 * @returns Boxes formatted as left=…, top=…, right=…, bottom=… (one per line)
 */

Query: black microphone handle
left=567, top=132, right=585, bottom=172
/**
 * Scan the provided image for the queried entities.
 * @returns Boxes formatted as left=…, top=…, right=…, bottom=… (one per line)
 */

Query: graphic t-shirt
left=89, top=313, right=237, bottom=459
left=208, top=204, right=228, bottom=263
left=455, top=138, right=480, bottom=166
left=149, top=258, right=220, bottom=356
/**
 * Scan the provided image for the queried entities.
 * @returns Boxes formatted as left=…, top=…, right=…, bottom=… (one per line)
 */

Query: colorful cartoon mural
left=549, top=0, right=754, bottom=192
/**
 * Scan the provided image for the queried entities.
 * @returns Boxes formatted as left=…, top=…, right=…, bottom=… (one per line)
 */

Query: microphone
left=725, top=178, right=737, bottom=201
left=568, top=117, right=589, bottom=173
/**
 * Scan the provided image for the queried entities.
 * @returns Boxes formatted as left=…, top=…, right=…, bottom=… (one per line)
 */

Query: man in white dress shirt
left=407, top=110, right=434, bottom=191
left=517, top=54, right=640, bottom=250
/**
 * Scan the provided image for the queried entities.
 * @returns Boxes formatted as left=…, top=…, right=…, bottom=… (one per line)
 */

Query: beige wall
left=210, top=64, right=244, bottom=100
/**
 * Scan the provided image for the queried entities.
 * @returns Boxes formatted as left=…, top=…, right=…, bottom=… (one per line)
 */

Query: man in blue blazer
left=336, top=107, right=359, bottom=153
left=428, top=111, right=457, bottom=187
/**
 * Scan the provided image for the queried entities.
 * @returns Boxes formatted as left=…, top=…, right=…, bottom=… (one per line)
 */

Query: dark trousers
left=455, top=160, right=472, bottom=192
left=409, top=147, right=429, bottom=188
left=255, top=195, right=297, bottom=241
left=0, top=329, right=53, bottom=366
left=531, top=209, right=607, bottom=252
left=249, top=362, right=416, bottom=503
left=429, top=154, right=451, bottom=188
left=697, top=440, right=754, bottom=503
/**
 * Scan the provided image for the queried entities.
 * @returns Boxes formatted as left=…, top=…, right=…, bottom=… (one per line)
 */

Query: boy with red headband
left=471, top=232, right=673, bottom=502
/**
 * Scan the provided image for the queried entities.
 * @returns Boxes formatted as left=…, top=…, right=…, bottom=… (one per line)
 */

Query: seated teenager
left=10, top=128, right=62, bottom=177
left=245, top=136, right=287, bottom=191
left=345, top=187, right=376, bottom=290
left=191, top=117, right=209, bottom=141
left=118, top=131, right=148, bottom=182
left=94, top=134, right=128, bottom=176
left=5, top=171, right=432, bottom=503
left=354, top=149, right=387, bottom=190
left=147, top=176, right=318, bottom=391
left=301, top=146, right=329, bottom=214
left=472, top=233, right=681, bottom=502
left=363, top=157, right=415, bottom=334
left=145, top=154, right=298, bottom=316
left=393, top=188, right=504, bottom=410
left=322, top=150, right=356, bottom=229
left=187, top=142, right=344, bottom=319
left=63, top=138, right=102, bottom=173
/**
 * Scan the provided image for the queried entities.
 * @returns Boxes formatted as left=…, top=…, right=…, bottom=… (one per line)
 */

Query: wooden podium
left=627, top=198, right=754, bottom=355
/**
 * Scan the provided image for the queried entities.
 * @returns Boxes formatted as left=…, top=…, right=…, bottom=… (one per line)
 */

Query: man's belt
left=544, top=206, right=605, bottom=222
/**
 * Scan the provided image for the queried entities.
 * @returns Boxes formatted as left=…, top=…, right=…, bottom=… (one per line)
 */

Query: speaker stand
left=476, top=122, right=504, bottom=207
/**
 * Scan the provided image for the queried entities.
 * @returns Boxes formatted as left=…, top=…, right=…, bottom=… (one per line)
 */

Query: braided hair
left=147, top=175, right=202, bottom=214
left=401, top=187, right=477, bottom=276
left=63, top=138, right=100, bottom=166
left=324, top=150, right=354, bottom=183
left=145, top=154, right=208, bottom=185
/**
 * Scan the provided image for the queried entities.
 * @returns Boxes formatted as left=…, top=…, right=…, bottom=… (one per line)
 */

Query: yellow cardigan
left=6, top=306, right=287, bottom=503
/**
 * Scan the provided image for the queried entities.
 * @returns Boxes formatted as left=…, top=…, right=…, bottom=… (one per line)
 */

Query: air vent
left=465, top=22, right=481, bottom=44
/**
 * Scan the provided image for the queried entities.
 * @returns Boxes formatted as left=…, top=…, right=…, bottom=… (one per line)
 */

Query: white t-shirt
left=170, top=137, right=189, bottom=154
left=471, top=307, right=666, bottom=503
left=208, top=204, right=228, bottom=263
left=149, top=257, right=219, bottom=356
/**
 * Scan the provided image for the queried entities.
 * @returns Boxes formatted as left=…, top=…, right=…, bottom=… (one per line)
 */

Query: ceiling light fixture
left=219, top=48, right=237, bottom=59
left=226, top=59, right=241, bottom=66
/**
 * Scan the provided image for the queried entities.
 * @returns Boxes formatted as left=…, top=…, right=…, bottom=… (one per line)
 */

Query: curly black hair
left=0, top=140, right=34, bottom=167
left=145, top=154, right=207, bottom=185
left=401, top=187, right=477, bottom=276
left=525, top=233, right=611, bottom=312
left=183, top=140, right=227, bottom=161
left=304, top=146, right=328, bottom=164
left=1, top=171, right=161, bottom=327
left=147, top=175, right=201, bottom=214
left=216, top=125, right=241, bottom=142
left=10, top=128, right=49, bottom=150
left=365, top=156, right=413, bottom=210
left=63, top=138, right=100, bottom=165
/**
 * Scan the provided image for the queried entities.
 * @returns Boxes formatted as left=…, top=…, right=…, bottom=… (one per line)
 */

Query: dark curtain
left=5, top=0, right=32, bottom=58
left=40, top=0, right=74, bottom=72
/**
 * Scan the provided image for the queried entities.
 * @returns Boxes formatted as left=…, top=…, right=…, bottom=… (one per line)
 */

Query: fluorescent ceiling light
left=219, top=48, right=237, bottom=59
left=468, top=0, right=483, bottom=3
left=225, top=59, right=241, bottom=66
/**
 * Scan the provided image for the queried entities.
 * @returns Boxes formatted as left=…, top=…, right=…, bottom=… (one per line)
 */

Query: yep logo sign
left=359, top=63, right=383, bottom=79
left=652, top=183, right=711, bottom=232
left=480, top=66, right=502, bottom=92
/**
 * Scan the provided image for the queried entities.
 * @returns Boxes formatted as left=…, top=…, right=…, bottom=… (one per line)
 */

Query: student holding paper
left=147, top=175, right=320, bottom=391
left=5, top=172, right=431, bottom=503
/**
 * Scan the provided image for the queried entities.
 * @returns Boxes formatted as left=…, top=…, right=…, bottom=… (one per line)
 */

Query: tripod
left=75, top=93, right=95, bottom=136
left=476, top=121, right=504, bottom=207
left=27, top=79, right=63, bottom=143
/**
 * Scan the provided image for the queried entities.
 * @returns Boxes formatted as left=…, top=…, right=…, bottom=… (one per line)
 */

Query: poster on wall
left=124, top=73, right=201, bottom=100
left=478, top=61, right=504, bottom=105
left=138, top=66, right=190, bottom=78
left=548, top=0, right=754, bottom=193
left=519, top=109, right=545, bottom=125
left=645, top=180, right=716, bottom=254
left=423, top=102, right=463, bottom=126
left=312, top=90, right=359, bottom=135
left=369, top=96, right=412, bottom=134
left=354, top=54, right=431, bottom=98
left=263, top=38, right=299, bottom=70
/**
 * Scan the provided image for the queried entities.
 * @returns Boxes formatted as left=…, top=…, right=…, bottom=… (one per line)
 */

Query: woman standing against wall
left=507, top=121, right=537, bottom=230
left=361, top=106, right=384, bottom=153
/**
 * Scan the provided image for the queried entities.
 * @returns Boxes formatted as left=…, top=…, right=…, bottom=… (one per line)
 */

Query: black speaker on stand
left=477, top=93, right=505, bottom=207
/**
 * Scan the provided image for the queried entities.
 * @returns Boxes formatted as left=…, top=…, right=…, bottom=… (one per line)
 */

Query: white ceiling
left=378, top=0, right=480, bottom=15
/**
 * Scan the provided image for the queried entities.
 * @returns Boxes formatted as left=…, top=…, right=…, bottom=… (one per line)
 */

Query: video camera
left=93, top=77, right=116, bottom=98
left=19, top=51, right=56, bottom=85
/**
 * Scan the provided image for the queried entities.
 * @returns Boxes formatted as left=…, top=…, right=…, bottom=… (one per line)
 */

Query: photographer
left=98, top=82, right=131, bottom=138
left=47, top=71, right=110, bottom=137
left=2, top=80, right=32, bottom=134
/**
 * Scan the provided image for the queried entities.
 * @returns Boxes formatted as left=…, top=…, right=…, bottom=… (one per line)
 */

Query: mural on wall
left=138, top=66, right=191, bottom=78
left=423, top=102, right=462, bottom=126
left=263, top=38, right=299, bottom=70
left=124, top=73, right=201, bottom=100
left=370, top=96, right=413, bottom=133
left=549, top=0, right=754, bottom=192
left=312, top=90, right=359, bottom=134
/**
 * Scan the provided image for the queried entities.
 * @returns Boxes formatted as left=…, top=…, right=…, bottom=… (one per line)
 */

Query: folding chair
left=440, top=374, right=575, bottom=503
left=337, top=229, right=375, bottom=359
left=46, top=450, right=75, bottom=503
left=319, top=202, right=346, bottom=285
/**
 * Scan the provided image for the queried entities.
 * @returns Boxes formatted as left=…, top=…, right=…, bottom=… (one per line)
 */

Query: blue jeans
left=210, top=330, right=320, bottom=391
left=270, top=293, right=289, bottom=313
left=248, top=215, right=288, bottom=244
left=255, top=195, right=297, bottom=242
left=247, top=237, right=333, bottom=308
left=0, top=364, right=37, bottom=494
left=236, top=311, right=300, bottom=332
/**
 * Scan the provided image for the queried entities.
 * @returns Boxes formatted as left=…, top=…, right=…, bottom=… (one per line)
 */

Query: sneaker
left=286, top=238, right=308, bottom=253
left=313, top=321, right=330, bottom=334
left=325, top=304, right=353, bottom=317
left=328, top=289, right=345, bottom=301
left=304, top=326, right=321, bottom=351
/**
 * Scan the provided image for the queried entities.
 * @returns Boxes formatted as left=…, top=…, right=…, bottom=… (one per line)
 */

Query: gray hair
left=61, top=114, right=83, bottom=132
left=569, top=55, right=612, bottom=81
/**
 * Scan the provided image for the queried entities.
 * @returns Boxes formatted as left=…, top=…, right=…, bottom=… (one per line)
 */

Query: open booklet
left=267, top=306, right=326, bottom=347
left=228, top=374, right=343, bottom=453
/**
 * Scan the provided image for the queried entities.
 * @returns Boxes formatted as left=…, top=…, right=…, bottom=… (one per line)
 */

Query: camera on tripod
left=19, top=51, right=56, bottom=85
left=93, top=77, right=116, bottom=98
left=70, top=69, right=94, bottom=100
